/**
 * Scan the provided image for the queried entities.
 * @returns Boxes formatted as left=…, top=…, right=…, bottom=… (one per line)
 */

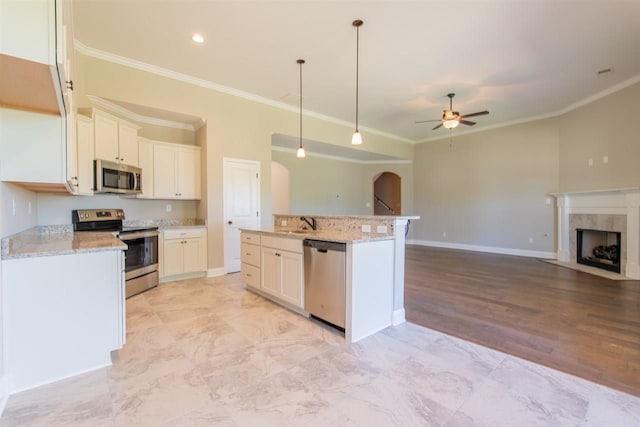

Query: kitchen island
left=1, top=226, right=126, bottom=393
left=240, top=214, right=417, bottom=343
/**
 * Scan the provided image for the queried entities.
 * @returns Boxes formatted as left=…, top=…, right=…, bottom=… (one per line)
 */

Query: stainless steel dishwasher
left=303, top=239, right=346, bottom=329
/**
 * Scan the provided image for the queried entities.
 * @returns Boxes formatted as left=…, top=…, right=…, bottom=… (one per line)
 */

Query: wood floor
left=404, top=245, right=640, bottom=397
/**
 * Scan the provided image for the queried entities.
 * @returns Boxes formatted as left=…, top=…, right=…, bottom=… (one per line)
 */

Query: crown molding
left=86, top=95, right=199, bottom=131
left=271, top=146, right=411, bottom=165
left=74, top=41, right=414, bottom=145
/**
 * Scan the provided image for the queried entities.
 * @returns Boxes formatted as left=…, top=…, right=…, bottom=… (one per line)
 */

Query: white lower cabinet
left=160, top=228, right=207, bottom=281
left=240, top=232, right=304, bottom=310
left=261, top=246, right=303, bottom=307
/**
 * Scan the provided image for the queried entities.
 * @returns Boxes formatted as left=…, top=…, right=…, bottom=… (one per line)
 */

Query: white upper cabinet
left=74, top=115, right=95, bottom=195
left=137, top=137, right=155, bottom=198
left=93, top=110, right=140, bottom=166
left=0, top=0, right=73, bottom=116
left=153, top=142, right=201, bottom=200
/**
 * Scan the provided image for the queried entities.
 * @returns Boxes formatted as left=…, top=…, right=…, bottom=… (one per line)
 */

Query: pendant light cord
left=299, top=60, right=303, bottom=148
left=355, top=23, right=359, bottom=132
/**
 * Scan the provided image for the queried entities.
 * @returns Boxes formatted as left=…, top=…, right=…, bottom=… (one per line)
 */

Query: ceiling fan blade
left=416, top=119, right=442, bottom=124
left=460, top=110, right=489, bottom=119
left=432, top=123, right=443, bottom=130
left=459, top=120, right=476, bottom=126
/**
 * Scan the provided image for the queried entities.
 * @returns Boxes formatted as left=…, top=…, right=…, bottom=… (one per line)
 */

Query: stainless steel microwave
left=94, top=159, right=142, bottom=194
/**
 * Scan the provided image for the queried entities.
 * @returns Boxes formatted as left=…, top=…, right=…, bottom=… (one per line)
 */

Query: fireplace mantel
left=551, top=188, right=640, bottom=279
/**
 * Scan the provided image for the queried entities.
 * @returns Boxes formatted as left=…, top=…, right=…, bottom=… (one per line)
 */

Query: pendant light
left=296, top=59, right=306, bottom=158
left=352, top=19, right=363, bottom=145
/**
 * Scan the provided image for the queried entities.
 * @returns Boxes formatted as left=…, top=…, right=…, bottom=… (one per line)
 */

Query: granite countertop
left=241, top=227, right=394, bottom=244
left=2, top=227, right=126, bottom=260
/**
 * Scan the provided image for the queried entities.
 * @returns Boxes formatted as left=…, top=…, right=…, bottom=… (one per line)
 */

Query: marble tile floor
left=1, top=274, right=639, bottom=427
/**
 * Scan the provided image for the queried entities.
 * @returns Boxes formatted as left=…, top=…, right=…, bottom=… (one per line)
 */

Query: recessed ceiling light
left=192, top=34, right=204, bottom=43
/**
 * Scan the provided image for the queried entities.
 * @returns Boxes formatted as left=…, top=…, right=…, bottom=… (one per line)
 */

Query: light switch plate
left=362, top=224, right=371, bottom=233
left=376, top=225, right=388, bottom=233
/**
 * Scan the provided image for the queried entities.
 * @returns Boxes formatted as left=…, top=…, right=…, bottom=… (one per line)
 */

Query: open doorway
left=373, top=172, right=401, bottom=215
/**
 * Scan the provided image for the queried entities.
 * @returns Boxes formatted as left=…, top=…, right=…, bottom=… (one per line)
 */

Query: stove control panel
left=73, top=209, right=125, bottom=223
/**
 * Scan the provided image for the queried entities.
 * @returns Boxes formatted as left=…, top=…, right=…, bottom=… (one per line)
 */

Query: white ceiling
left=73, top=0, right=640, bottom=144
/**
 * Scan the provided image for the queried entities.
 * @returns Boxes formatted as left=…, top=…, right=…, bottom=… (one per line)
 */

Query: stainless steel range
left=72, top=209, right=159, bottom=298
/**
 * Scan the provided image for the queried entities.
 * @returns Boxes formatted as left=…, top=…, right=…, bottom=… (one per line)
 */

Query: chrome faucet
left=300, top=216, right=317, bottom=231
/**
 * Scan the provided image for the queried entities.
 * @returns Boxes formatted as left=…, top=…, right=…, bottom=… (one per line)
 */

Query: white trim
left=8, top=362, right=112, bottom=395
left=418, top=73, right=640, bottom=144
left=86, top=95, right=198, bottom=131
left=271, top=146, right=412, bottom=165
left=74, top=41, right=413, bottom=144
left=207, top=267, right=226, bottom=278
left=159, top=271, right=206, bottom=284
left=391, top=309, right=406, bottom=326
left=407, top=239, right=556, bottom=259
left=0, top=375, right=7, bottom=415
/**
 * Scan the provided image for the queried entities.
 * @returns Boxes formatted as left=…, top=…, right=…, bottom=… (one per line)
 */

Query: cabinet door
left=137, top=139, right=154, bottom=198
left=93, top=113, right=119, bottom=162
left=261, top=247, right=281, bottom=297
left=280, top=251, right=303, bottom=307
left=75, top=116, right=94, bottom=195
left=153, top=144, right=177, bottom=198
left=163, top=239, right=183, bottom=277
left=182, top=238, right=204, bottom=273
left=176, top=147, right=201, bottom=199
left=118, top=122, right=138, bottom=166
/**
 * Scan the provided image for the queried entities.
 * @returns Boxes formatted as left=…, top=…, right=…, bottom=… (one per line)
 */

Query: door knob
left=228, top=221, right=233, bottom=225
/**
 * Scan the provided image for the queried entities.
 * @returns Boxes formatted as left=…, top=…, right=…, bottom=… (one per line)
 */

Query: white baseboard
left=407, top=239, right=556, bottom=259
left=0, top=375, right=8, bottom=417
left=391, top=309, right=406, bottom=326
left=206, top=268, right=227, bottom=277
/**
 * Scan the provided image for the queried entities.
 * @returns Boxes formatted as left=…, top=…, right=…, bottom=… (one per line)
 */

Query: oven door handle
left=119, top=230, right=159, bottom=241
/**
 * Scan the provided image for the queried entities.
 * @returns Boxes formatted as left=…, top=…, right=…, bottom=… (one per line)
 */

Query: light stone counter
left=1, top=227, right=126, bottom=260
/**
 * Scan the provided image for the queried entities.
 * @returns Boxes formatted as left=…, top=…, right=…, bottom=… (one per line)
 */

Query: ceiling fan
left=416, top=93, right=489, bottom=130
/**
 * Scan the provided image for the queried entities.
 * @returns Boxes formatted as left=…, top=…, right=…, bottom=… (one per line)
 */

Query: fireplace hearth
left=577, top=228, right=621, bottom=273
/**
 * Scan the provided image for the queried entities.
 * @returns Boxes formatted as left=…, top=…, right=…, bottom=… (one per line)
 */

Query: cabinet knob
left=275, top=253, right=281, bottom=257
left=66, top=80, right=74, bottom=91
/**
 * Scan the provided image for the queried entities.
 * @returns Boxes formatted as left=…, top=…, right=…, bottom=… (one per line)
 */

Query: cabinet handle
left=275, top=253, right=281, bottom=257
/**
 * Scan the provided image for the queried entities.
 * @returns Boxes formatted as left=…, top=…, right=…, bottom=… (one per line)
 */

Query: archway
left=373, top=172, right=401, bottom=215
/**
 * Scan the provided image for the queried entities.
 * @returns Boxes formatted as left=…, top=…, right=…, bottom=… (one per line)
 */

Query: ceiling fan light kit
left=416, top=92, right=489, bottom=132
left=352, top=19, right=363, bottom=145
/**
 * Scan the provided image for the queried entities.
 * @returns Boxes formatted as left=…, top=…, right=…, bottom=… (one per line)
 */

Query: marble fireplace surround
left=552, top=188, right=640, bottom=279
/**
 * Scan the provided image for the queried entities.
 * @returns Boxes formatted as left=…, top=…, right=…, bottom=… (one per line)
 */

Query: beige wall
left=413, top=119, right=559, bottom=252
left=271, top=149, right=413, bottom=216
left=74, top=53, right=411, bottom=270
left=558, top=82, right=640, bottom=191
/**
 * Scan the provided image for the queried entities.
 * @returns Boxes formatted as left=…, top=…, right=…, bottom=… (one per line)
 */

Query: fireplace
left=551, top=188, right=640, bottom=279
left=576, top=229, right=621, bottom=273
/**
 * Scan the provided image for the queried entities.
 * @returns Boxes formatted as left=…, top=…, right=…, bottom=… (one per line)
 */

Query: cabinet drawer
left=241, top=242, right=260, bottom=267
left=163, top=228, right=204, bottom=240
left=241, top=263, right=260, bottom=288
left=261, top=235, right=303, bottom=254
left=241, top=232, right=261, bottom=245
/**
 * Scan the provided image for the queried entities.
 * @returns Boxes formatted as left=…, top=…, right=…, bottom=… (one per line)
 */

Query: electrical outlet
left=366, top=202, right=371, bottom=207
left=603, top=155, right=609, bottom=164
left=281, top=220, right=288, bottom=226
left=166, top=204, right=172, bottom=213
left=376, top=225, right=388, bottom=233
left=361, top=224, right=371, bottom=233
left=545, top=197, right=551, bottom=205
left=588, top=158, right=593, bottom=166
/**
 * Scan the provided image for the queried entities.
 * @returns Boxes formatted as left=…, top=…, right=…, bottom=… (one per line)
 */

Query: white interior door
left=223, top=158, right=260, bottom=273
